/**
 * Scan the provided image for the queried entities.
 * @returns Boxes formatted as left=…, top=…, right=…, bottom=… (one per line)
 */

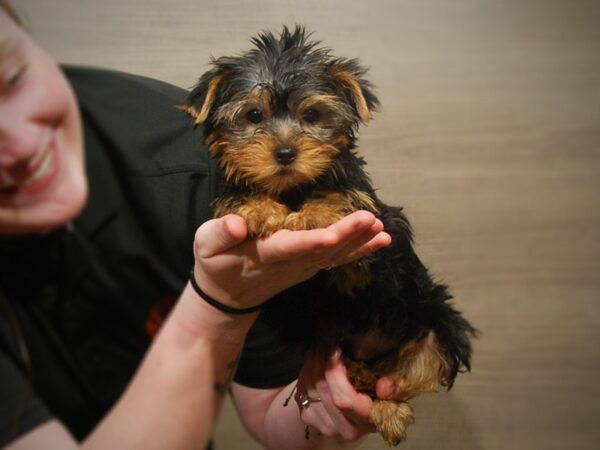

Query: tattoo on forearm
left=214, top=353, right=241, bottom=396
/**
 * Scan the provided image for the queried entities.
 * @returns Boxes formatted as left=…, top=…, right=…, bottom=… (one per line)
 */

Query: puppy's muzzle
left=275, top=147, right=297, bottom=165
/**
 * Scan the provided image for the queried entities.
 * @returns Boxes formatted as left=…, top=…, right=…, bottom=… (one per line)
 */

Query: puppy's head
left=185, top=26, right=379, bottom=194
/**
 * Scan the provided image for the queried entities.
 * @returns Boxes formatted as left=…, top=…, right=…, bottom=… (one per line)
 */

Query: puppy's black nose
left=275, top=148, right=297, bottom=165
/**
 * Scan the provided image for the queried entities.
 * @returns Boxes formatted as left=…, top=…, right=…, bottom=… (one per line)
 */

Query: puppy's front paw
left=283, top=194, right=350, bottom=230
left=283, top=207, right=343, bottom=231
left=217, top=196, right=289, bottom=237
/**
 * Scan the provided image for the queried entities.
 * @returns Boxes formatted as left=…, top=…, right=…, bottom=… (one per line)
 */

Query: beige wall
left=15, top=1, right=600, bottom=449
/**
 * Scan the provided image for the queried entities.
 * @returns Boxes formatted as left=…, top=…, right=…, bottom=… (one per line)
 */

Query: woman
left=0, top=3, right=400, bottom=449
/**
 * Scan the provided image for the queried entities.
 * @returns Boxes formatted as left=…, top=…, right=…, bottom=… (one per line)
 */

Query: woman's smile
left=0, top=128, right=60, bottom=197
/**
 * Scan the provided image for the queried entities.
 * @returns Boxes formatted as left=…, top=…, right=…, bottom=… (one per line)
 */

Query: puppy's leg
left=214, top=195, right=289, bottom=237
left=370, top=401, right=415, bottom=446
left=284, top=190, right=378, bottom=293
left=285, top=189, right=378, bottom=229
left=347, top=331, right=450, bottom=446
left=283, top=192, right=351, bottom=230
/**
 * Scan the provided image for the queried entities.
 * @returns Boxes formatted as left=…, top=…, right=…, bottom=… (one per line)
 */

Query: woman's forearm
left=83, top=211, right=390, bottom=450
left=82, top=283, right=257, bottom=450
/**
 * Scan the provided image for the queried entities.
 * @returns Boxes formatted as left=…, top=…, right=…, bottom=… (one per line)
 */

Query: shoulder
left=62, top=65, right=187, bottom=109
left=65, top=67, right=221, bottom=278
left=64, top=65, right=209, bottom=174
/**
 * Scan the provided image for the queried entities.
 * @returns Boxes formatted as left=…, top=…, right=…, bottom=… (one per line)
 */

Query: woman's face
left=0, top=10, right=87, bottom=235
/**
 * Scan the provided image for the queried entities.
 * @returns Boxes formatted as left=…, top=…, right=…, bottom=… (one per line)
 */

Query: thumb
left=375, top=376, right=404, bottom=401
left=195, top=214, right=248, bottom=258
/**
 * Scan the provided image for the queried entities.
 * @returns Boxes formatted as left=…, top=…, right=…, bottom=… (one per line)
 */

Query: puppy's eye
left=246, top=109, right=264, bottom=124
left=302, top=108, right=320, bottom=124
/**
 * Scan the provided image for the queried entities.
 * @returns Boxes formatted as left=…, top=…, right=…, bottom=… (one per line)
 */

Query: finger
left=303, top=408, right=336, bottom=438
left=304, top=351, right=372, bottom=440
left=326, top=210, right=378, bottom=241
left=335, top=231, right=392, bottom=267
left=257, top=211, right=378, bottom=264
left=353, top=230, right=391, bottom=257
left=325, top=218, right=384, bottom=259
left=314, top=212, right=384, bottom=266
left=297, top=352, right=324, bottom=399
left=259, top=228, right=337, bottom=262
left=194, top=215, right=248, bottom=258
left=296, top=355, right=337, bottom=433
left=295, top=352, right=321, bottom=404
left=326, top=219, right=391, bottom=265
left=323, top=349, right=373, bottom=427
left=376, top=376, right=405, bottom=401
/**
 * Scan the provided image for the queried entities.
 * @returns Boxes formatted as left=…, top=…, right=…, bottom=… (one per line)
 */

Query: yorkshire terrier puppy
left=184, top=26, right=476, bottom=446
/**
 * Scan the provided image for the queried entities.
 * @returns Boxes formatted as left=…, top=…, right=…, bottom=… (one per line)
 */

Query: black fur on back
left=261, top=200, right=476, bottom=384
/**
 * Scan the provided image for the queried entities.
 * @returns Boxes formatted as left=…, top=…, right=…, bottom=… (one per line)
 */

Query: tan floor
left=15, top=0, right=600, bottom=449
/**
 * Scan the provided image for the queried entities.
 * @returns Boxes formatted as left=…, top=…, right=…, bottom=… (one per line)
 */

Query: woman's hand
left=295, top=348, right=411, bottom=446
left=192, top=210, right=391, bottom=311
left=295, top=349, right=375, bottom=443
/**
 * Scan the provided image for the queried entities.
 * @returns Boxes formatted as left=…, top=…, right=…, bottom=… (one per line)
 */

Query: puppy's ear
left=329, top=59, right=379, bottom=124
left=182, top=68, right=225, bottom=125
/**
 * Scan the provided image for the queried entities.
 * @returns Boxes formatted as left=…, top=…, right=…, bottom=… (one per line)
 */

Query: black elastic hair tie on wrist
left=189, top=270, right=265, bottom=315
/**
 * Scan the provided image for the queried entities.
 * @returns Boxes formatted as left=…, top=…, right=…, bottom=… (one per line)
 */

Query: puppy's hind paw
left=370, top=400, right=415, bottom=446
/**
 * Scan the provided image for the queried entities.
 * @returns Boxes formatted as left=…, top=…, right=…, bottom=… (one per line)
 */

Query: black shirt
left=0, top=67, right=302, bottom=445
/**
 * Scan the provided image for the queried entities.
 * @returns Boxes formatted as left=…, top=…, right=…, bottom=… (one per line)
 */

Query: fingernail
left=376, top=378, right=393, bottom=399
left=352, top=212, right=373, bottom=230
left=331, top=348, right=342, bottom=362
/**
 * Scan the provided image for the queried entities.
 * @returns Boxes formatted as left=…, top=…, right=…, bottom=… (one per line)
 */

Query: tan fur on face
left=296, top=93, right=357, bottom=128
left=297, top=93, right=340, bottom=110
left=207, top=132, right=341, bottom=194
left=289, top=135, right=341, bottom=184
left=213, top=88, right=273, bottom=128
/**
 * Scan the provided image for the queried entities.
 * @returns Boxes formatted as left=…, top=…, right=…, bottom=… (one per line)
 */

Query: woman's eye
left=9, top=67, right=26, bottom=86
left=2, top=65, right=27, bottom=92
left=246, top=109, right=264, bottom=124
left=303, top=108, right=320, bottom=124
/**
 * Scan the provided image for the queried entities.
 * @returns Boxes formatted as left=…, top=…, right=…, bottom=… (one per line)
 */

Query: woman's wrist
left=189, top=269, right=270, bottom=315
left=171, top=280, right=259, bottom=346
left=191, top=262, right=275, bottom=311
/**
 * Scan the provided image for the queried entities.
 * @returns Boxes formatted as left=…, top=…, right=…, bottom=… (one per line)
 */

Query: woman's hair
left=0, top=0, right=22, bottom=26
